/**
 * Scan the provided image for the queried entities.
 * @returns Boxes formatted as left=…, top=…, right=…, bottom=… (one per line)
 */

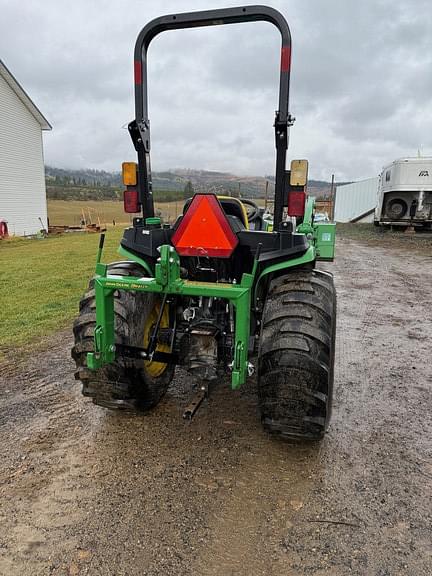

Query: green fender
left=117, top=245, right=154, bottom=277
left=254, top=244, right=316, bottom=304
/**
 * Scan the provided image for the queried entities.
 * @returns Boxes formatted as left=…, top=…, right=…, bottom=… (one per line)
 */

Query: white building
left=334, top=177, right=379, bottom=223
left=0, top=60, right=51, bottom=236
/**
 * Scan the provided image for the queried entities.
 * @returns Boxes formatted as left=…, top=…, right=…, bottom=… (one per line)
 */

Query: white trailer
left=374, top=157, right=432, bottom=228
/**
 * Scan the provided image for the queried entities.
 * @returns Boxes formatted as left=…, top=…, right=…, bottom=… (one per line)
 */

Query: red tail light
left=288, top=191, right=306, bottom=217
left=172, top=194, right=238, bottom=258
left=123, top=189, right=140, bottom=213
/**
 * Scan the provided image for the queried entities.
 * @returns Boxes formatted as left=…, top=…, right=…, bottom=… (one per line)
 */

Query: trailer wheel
left=258, top=268, right=336, bottom=440
left=386, top=198, right=408, bottom=219
left=72, top=262, right=174, bottom=410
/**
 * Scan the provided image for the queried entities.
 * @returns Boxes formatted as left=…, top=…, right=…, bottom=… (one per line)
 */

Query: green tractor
left=72, top=6, right=336, bottom=440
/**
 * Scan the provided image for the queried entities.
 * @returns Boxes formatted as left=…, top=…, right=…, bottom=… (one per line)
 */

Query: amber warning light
left=172, top=194, right=238, bottom=258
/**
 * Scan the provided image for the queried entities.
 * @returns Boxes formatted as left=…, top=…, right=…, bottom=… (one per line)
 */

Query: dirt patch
left=0, top=238, right=431, bottom=575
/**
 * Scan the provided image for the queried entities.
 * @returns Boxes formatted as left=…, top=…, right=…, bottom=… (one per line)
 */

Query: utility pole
left=330, top=173, right=335, bottom=220
left=264, top=180, right=269, bottom=209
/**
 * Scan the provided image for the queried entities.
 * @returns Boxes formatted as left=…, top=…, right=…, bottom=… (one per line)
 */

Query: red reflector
left=280, top=45, right=291, bottom=72
left=134, top=60, right=142, bottom=85
left=123, top=189, right=140, bottom=213
left=288, top=191, right=306, bottom=217
left=172, top=194, right=238, bottom=258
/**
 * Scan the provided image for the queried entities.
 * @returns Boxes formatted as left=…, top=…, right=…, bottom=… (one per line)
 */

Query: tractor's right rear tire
left=258, top=268, right=336, bottom=441
left=72, top=262, right=174, bottom=411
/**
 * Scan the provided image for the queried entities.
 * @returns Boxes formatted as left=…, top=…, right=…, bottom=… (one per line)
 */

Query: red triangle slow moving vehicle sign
left=171, top=194, right=238, bottom=258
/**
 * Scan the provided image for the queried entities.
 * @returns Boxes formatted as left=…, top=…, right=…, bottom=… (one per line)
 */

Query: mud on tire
left=258, top=268, right=336, bottom=440
left=72, top=262, right=174, bottom=410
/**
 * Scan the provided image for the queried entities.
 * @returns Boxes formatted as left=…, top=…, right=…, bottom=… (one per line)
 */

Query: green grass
left=0, top=228, right=124, bottom=359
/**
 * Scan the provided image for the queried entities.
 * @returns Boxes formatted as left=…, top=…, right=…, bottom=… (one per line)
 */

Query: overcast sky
left=1, top=0, right=431, bottom=180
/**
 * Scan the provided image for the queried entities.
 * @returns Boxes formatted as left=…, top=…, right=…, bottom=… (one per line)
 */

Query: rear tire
left=72, top=262, right=174, bottom=411
left=258, top=268, right=336, bottom=440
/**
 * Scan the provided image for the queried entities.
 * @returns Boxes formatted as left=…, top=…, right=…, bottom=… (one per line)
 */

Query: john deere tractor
left=72, top=6, right=336, bottom=440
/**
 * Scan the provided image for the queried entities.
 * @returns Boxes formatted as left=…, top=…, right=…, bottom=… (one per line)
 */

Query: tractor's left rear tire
left=72, top=262, right=174, bottom=411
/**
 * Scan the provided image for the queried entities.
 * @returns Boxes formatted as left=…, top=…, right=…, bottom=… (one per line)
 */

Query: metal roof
left=0, top=59, right=51, bottom=131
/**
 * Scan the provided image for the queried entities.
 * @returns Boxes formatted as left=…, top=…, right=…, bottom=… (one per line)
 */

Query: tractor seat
left=183, top=195, right=249, bottom=229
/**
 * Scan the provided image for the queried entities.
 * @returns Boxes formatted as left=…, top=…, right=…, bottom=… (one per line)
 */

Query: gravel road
left=0, top=238, right=431, bottom=576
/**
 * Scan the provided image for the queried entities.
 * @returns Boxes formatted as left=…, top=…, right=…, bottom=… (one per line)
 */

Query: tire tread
left=71, top=262, right=174, bottom=411
left=258, top=268, right=336, bottom=440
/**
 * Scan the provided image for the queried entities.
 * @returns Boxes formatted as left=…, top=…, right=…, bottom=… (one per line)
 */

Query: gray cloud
left=1, top=0, right=431, bottom=180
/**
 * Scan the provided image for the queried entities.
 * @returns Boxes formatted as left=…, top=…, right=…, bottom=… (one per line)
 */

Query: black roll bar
left=130, top=5, right=292, bottom=226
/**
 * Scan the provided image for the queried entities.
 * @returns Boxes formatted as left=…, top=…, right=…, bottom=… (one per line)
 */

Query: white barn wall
left=0, top=74, right=48, bottom=236
left=335, top=177, right=379, bottom=223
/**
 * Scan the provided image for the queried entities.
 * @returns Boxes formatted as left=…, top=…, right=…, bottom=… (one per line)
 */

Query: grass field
left=0, top=228, right=124, bottom=359
left=48, top=197, right=270, bottom=227
left=48, top=199, right=188, bottom=227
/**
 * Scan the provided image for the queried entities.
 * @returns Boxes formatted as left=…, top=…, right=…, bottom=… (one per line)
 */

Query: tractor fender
left=254, top=244, right=316, bottom=306
left=117, top=245, right=154, bottom=277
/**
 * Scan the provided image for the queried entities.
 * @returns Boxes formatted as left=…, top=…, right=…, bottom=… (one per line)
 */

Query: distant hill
left=45, top=166, right=339, bottom=201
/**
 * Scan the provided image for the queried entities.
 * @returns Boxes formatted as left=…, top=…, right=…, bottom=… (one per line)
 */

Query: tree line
left=47, top=180, right=195, bottom=202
